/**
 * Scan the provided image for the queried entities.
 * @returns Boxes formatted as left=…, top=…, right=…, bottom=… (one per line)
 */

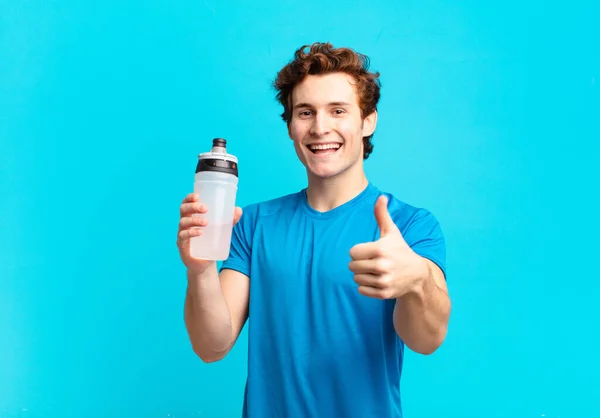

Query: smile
left=307, top=143, right=342, bottom=155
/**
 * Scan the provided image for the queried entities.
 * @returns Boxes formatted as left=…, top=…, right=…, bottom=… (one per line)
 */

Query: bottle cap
left=196, top=138, right=238, bottom=177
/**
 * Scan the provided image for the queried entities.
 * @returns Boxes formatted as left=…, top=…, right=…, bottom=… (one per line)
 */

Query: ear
left=287, top=121, right=293, bottom=140
left=362, top=110, right=378, bottom=137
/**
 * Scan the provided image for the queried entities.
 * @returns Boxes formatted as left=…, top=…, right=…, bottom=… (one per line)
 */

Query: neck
left=305, top=165, right=369, bottom=212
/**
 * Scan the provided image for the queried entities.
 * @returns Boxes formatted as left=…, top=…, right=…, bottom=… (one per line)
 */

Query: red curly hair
left=273, top=42, right=382, bottom=159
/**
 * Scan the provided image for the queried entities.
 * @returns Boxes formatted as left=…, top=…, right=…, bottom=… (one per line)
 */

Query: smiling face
left=288, top=72, right=377, bottom=180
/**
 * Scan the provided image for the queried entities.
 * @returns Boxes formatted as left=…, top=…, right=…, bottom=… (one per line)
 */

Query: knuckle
left=379, top=273, right=392, bottom=285
left=179, top=217, right=186, bottom=227
left=376, top=286, right=392, bottom=299
left=374, top=259, right=387, bottom=273
left=374, top=246, right=385, bottom=257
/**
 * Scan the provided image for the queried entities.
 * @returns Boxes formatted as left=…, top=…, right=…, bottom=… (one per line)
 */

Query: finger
left=232, top=207, right=243, bottom=226
left=349, top=242, right=383, bottom=260
left=182, top=193, right=199, bottom=203
left=357, top=285, right=395, bottom=300
left=178, top=227, right=203, bottom=242
left=349, top=259, right=374, bottom=274
left=349, top=258, right=390, bottom=275
left=353, top=273, right=381, bottom=287
left=179, top=216, right=208, bottom=230
left=180, top=202, right=208, bottom=217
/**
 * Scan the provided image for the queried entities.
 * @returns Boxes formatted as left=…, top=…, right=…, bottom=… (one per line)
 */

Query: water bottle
left=190, top=138, right=239, bottom=261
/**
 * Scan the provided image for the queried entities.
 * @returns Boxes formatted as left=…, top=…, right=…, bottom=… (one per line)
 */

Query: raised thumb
left=374, top=195, right=396, bottom=236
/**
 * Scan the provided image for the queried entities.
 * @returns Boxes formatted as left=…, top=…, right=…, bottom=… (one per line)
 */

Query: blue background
left=1, top=0, right=599, bottom=417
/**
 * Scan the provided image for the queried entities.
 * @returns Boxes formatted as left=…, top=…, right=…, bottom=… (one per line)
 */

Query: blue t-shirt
left=221, top=182, right=446, bottom=418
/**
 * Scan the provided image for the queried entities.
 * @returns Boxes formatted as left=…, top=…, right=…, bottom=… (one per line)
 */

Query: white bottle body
left=190, top=171, right=239, bottom=261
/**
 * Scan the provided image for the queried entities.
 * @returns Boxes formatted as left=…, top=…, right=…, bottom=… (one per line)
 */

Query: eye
left=298, top=110, right=312, bottom=117
left=333, top=109, right=346, bottom=115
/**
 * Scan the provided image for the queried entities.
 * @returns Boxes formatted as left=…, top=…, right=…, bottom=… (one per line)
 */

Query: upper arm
left=399, top=207, right=447, bottom=281
left=424, top=258, right=448, bottom=295
left=403, top=207, right=450, bottom=303
left=395, top=206, right=449, bottom=300
left=219, top=267, right=250, bottom=348
left=219, top=203, right=256, bottom=348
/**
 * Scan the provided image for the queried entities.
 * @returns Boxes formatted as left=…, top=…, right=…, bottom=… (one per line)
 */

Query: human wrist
left=406, top=256, right=432, bottom=300
left=186, top=262, right=217, bottom=285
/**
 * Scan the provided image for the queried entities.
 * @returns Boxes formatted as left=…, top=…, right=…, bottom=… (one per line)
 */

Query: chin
left=306, top=161, right=351, bottom=180
left=308, top=168, right=341, bottom=179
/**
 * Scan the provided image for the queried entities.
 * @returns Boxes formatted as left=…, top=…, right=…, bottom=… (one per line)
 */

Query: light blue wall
left=1, top=0, right=598, bottom=417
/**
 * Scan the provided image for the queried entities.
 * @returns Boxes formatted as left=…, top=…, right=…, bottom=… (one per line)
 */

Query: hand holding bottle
left=177, top=192, right=243, bottom=274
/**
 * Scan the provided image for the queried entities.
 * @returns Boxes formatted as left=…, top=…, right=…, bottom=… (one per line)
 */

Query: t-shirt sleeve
left=400, top=208, right=447, bottom=279
left=220, top=204, right=255, bottom=278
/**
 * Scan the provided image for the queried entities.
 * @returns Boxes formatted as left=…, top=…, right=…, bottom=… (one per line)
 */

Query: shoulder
left=238, top=189, right=304, bottom=224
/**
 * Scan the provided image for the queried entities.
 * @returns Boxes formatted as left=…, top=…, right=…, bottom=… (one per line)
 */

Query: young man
left=177, top=42, right=451, bottom=417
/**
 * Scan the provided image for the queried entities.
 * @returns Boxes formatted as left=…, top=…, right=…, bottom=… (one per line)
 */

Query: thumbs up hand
left=349, top=195, right=429, bottom=300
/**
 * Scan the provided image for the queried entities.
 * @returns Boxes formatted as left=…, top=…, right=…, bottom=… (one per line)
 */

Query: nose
left=310, top=113, right=332, bottom=137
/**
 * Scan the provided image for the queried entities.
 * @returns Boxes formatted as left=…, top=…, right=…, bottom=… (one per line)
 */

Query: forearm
left=184, top=266, right=233, bottom=362
left=393, top=260, right=450, bottom=354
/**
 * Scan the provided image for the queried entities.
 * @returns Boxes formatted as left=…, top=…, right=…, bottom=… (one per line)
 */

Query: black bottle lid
left=212, top=138, right=226, bottom=148
left=195, top=138, right=238, bottom=177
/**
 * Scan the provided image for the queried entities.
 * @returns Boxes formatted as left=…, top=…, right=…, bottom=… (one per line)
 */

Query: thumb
left=374, top=195, right=397, bottom=236
left=232, top=206, right=243, bottom=226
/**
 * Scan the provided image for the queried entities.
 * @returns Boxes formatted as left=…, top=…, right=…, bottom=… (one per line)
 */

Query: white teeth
left=309, top=143, right=341, bottom=151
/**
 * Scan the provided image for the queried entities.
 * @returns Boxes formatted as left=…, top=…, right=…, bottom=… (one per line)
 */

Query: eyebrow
left=293, top=101, right=352, bottom=109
